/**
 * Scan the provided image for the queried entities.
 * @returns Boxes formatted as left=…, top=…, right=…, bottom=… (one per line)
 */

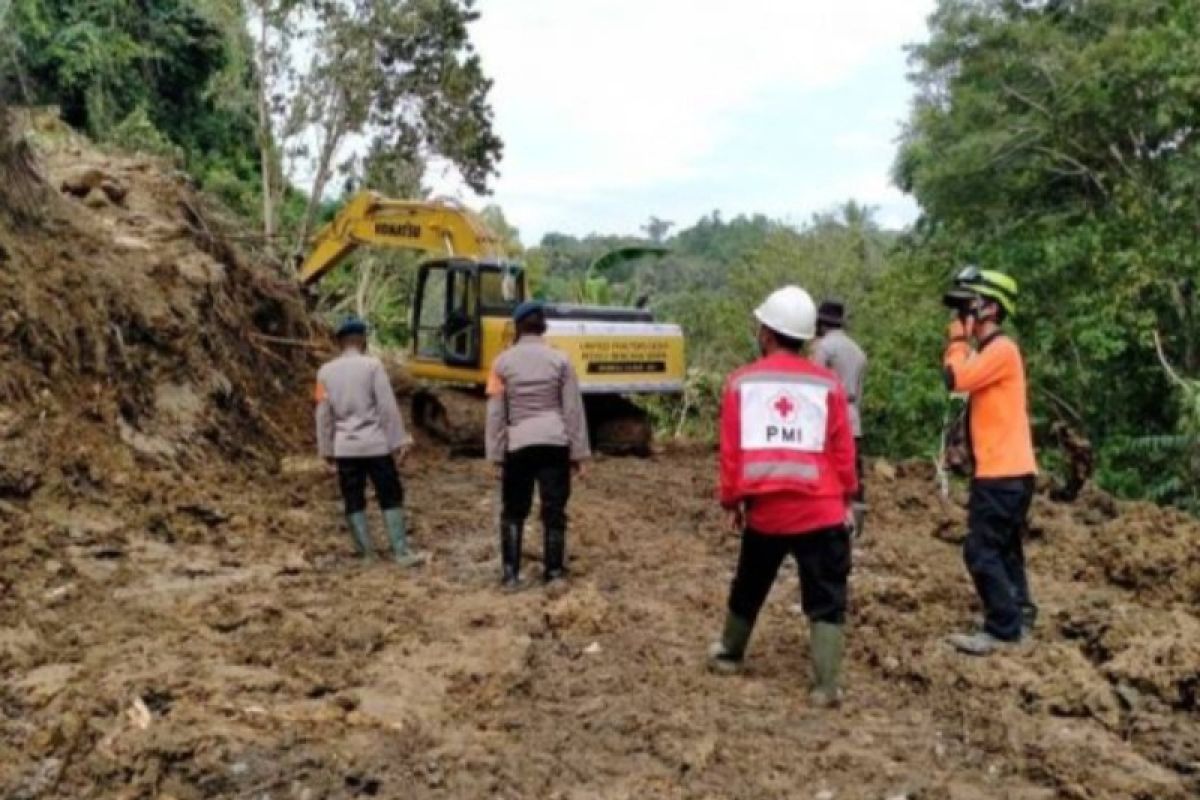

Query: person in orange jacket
left=942, top=267, right=1037, bottom=656
left=708, top=285, right=858, bottom=707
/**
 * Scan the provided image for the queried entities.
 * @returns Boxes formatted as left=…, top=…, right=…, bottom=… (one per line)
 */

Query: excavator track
left=411, top=387, right=487, bottom=457
left=583, top=394, right=653, bottom=457
left=411, top=388, right=652, bottom=458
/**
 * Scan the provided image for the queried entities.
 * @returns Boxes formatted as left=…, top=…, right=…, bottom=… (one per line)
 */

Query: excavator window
left=413, top=259, right=482, bottom=368
left=479, top=271, right=508, bottom=309
left=414, top=268, right=447, bottom=360
left=479, top=266, right=524, bottom=312
left=444, top=265, right=479, bottom=365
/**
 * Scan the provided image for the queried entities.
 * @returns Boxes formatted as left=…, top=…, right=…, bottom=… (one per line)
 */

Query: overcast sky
left=428, top=0, right=936, bottom=244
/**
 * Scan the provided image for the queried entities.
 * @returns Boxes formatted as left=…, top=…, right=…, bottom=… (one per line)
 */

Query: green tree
left=641, top=215, right=674, bottom=243
left=5, top=0, right=263, bottom=216
left=245, top=0, right=298, bottom=254
left=895, top=0, right=1200, bottom=506
left=478, top=204, right=524, bottom=256
left=574, top=246, right=669, bottom=306
left=249, top=0, right=503, bottom=261
left=631, top=204, right=903, bottom=442
left=313, top=140, right=429, bottom=346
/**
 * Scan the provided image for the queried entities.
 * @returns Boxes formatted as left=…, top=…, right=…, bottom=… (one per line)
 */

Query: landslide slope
left=0, top=114, right=317, bottom=500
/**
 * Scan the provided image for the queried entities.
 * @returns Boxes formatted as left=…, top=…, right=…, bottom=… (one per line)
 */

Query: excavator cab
left=411, top=258, right=525, bottom=381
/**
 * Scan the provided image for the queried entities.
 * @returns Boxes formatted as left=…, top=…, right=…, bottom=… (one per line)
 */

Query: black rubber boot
left=543, top=527, right=566, bottom=582
left=501, top=521, right=522, bottom=589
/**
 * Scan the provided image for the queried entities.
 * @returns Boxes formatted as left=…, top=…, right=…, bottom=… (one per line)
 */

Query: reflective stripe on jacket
left=719, top=351, right=858, bottom=535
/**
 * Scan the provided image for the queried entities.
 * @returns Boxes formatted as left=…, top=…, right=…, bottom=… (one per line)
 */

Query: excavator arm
left=298, top=191, right=507, bottom=286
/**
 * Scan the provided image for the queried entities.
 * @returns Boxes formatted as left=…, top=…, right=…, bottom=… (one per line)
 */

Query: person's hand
left=961, top=313, right=976, bottom=341
left=571, top=460, right=589, bottom=480
left=324, top=457, right=336, bottom=474
left=491, top=462, right=504, bottom=481
left=393, top=445, right=410, bottom=466
left=845, top=505, right=858, bottom=540
left=726, top=505, right=745, bottom=534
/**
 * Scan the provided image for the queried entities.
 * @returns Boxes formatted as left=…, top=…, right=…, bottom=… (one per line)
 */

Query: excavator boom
left=298, top=192, right=506, bottom=285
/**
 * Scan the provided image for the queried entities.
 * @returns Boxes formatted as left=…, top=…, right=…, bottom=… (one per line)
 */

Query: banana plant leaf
left=586, top=246, right=671, bottom=276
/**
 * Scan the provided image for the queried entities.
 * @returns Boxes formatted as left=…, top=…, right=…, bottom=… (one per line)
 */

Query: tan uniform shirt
left=315, top=350, right=411, bottom=459
left=812, top=329, right=867, bottom=437
left=485, top=336, right=591, bottom=463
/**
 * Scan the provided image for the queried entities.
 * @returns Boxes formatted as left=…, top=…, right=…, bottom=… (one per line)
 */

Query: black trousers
left=964, top=476, right=1036, bottom=641
left=502, top=445, right=571, bottom=530
left=337, top=456, right=403, bottom=515
left=728, top=526, right=852, bottom=625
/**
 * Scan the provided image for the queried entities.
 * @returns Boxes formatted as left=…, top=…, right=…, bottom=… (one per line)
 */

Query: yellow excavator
left=299, top=192, right=687, bottom=454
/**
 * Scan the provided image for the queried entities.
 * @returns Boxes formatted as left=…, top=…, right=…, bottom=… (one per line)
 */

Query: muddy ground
left=1, top=113, right=1198, bottom=799
left=2, top=444, right=1198, bottom=800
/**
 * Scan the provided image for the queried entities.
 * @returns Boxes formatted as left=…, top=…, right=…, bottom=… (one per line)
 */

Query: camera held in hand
left=943, top=265, right=984, bottom=320
left=942, top=286, right=979, bottom=320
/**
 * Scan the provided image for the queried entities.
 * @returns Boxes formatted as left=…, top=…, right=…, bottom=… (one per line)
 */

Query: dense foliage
left=523, top=207, right=949, bottom=458
left=896, top=0, right=1200, bottom=511
left=3, top=0, right=261, bottom=209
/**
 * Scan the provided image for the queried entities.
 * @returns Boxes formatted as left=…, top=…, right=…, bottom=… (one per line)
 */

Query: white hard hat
left=754, top=285, right=817, bottom=341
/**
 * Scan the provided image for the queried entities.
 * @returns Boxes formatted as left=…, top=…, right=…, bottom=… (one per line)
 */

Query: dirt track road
left=2, top=446, right=1197, bottom=799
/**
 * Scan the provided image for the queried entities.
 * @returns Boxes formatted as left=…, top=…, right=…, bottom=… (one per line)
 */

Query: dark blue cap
left=513, top=301, right=545, bottom=323
left=335, top=317, right=368, bottom=338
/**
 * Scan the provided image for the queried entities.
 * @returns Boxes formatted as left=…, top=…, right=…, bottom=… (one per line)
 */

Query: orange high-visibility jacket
left=944, top=323, right=1037, bottom=479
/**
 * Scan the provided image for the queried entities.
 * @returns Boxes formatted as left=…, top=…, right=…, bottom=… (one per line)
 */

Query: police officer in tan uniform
left=486, top=302, right=590, bottom=587
left=315, top=318, right=424, bottom=566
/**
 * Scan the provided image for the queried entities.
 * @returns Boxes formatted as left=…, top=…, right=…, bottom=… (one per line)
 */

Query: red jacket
left=719, top=351, right=858, bottom=534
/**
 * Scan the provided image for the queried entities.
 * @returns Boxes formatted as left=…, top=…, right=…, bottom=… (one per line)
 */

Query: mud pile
left=860, top=462, right=1199, bottom=799
left=0, top=112, right=317, bottom=503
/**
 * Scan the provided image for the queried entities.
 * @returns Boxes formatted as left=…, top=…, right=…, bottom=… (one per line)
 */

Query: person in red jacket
left=708, top=285, right=858, bottom=708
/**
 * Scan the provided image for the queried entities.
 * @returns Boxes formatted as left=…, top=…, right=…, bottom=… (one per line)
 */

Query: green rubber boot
left=707, top=613, right=753, bottom=674
left=346, top=512, right=375, bottom=561
left=383, top=508, right=426, bottom=568
left=809, top=622, right=845, bottom=708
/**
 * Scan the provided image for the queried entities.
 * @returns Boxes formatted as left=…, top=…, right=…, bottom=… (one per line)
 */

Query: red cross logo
left=771, top=393, right=797, bottom=422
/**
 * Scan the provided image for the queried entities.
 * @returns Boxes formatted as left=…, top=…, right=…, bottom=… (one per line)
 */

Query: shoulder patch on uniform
left=486, top=368, right=505, bottom=397
left=314, top=381, right=327, bottom=404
